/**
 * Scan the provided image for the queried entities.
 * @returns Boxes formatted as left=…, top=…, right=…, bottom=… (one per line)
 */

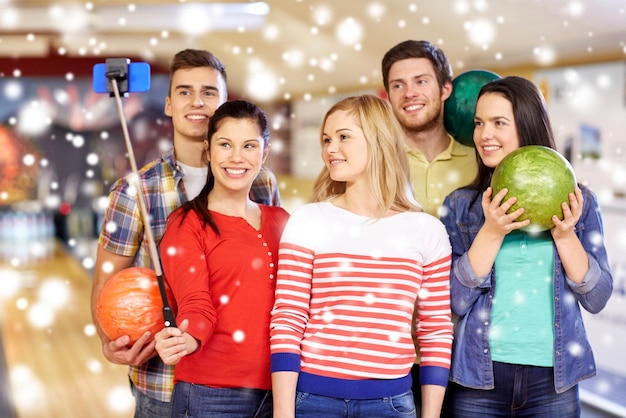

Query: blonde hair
left=311, top=95, right=422, bottom=216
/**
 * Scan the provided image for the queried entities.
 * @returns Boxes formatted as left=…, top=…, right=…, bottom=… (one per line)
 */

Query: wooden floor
left=0, top=242, right=133, bottom=418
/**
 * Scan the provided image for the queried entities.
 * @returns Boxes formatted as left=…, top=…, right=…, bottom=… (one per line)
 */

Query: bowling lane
left=0, top=240, right=133, bottom=418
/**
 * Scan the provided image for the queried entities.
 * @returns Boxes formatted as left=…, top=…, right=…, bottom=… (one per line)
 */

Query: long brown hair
left=468, top=76, right=556, bottom=192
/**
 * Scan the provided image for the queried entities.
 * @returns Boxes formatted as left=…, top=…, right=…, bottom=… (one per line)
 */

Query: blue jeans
left=444, top=362, right=580, bottom=417
left=130, top=379, right=172, bottom=418
left=172, top=381, right=272, bottom=418
left=294, top=390, right=416, bottom=417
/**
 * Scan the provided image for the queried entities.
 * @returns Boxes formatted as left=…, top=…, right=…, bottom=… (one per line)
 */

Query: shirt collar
left=163, top=148, right=185, bottom=181
left=449, top=134, right=476, bottom=157
left=405, top=134, right=474, bottom=160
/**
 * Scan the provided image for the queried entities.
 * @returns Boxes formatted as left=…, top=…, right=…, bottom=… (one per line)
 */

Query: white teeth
left=483, top=146, right=501, bottom=151
left=405, top=104, right=423, bottom=111
left=329, top=159, right=345, bottom=166
left=187, top=115, right=207, bottom=120
left=226, top=168, right=246, bottom=175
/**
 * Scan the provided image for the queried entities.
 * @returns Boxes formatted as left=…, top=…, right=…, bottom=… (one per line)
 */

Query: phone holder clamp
left=104, top=58, right=131, bottom=97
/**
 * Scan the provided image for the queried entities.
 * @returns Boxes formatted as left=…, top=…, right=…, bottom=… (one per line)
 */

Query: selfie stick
left=105, top=64, right=177, bottom=328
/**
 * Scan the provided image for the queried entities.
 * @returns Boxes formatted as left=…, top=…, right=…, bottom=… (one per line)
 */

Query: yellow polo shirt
left=407, top=135, right=478, bottom=218
left=409, top=135, right=476, bottom=366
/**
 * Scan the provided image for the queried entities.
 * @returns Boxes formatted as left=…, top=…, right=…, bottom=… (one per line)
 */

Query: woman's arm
left=467, top=187, right=530, bottom=276
left=415, top=219, right=453, bottom=417
left=441, top=193, right=486, bottom=315
left=553, top=187, right=613, bottom=313
left=160, top=212, right=217, bottom=346
left=269, top=241, right=311, bottom=415
left=551, top=187, right=588, bottom=283
left=271, top=371, right=299, bottom=418
left=421, top=384, right=446, bottom=418
left=269, top=209, right=317, bottom=416
left=441, top=189, right=528, bottom=315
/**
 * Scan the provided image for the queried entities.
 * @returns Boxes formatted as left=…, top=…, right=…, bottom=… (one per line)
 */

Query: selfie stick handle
left=109, top=76, right=176, bottom=328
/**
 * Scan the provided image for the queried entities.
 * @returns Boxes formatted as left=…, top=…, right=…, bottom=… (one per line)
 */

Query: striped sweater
left=270, top=202, right=453, bottom=399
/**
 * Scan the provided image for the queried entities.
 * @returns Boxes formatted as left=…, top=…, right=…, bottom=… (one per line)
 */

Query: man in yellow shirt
left=382, top=40, right=477, bottom=218
left=381, top=40, right=478, bottom=416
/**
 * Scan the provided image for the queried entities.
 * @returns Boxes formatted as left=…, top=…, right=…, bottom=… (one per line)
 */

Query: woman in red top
left=155, top=100, right=289, bottom=417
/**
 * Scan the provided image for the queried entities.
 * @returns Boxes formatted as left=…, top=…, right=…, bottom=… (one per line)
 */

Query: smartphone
left=92, top=60, right=151, bottom=94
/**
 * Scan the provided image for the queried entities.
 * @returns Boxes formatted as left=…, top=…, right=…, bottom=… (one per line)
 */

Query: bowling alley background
left=3, top=60, right=626, bottom=418
left=1, top=2, right=626, bottom=417
left=534, top=61, right=626, bottom=416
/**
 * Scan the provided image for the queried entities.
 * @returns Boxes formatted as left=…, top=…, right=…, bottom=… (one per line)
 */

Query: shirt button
left=484, top=321, right=489, bottom=326
left=483, top=349, right=489, bottom=354
left=270, top=263, right=274, bottom=268
left=269, top=274, right=274, bottom=279
left=268, top=252, right=272, bottom=256
left=263, top=243, right=268, bottom=247
left=257, top=234, right=262, bottom=238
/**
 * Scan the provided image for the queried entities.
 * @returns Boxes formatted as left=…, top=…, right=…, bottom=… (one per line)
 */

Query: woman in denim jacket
left=440, top=76, right=613, bottom=417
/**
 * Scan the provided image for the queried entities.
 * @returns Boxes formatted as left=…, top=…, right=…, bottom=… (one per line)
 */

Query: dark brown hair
left=381, top=40, right=452, bottom=93
left=468, top=76, right=556, bottom=192
left=170, top=100, right=269, bottom=235
left=168, top=49, right=227, bottom=96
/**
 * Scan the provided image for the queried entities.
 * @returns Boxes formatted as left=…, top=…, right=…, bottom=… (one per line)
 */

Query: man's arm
left=91, top=244, right=156, bottom=365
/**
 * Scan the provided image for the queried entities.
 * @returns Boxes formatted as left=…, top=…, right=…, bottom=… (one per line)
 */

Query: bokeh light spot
left=27, top=302, right=55, bottom=329
left=233, top=330, right=245, bottom=343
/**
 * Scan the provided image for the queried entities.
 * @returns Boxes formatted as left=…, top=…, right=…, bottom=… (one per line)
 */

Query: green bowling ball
left=444, top=69, right=501, bottom=147
left=490, top=145, right=577, bottom=232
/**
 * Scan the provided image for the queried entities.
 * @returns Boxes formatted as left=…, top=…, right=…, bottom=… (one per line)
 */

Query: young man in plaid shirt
left=91, top=49, right=280, bottom=418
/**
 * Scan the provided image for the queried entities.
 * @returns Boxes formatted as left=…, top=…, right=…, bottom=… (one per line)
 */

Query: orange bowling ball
left=97, top=267, right=167, bottom=345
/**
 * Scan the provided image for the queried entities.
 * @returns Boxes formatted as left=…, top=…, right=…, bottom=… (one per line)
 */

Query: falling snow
left=0, top=0, right=626, bottom=416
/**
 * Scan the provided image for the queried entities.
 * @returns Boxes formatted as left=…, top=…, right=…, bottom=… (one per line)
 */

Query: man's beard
left=404, top=110, right=443, bottom=135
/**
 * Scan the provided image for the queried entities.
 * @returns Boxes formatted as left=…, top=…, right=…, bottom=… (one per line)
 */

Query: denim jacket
left=440, top=185, right=613, bottom=393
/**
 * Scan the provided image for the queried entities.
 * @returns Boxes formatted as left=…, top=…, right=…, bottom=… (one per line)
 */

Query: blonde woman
left=270, top=95, right=453, bottom=418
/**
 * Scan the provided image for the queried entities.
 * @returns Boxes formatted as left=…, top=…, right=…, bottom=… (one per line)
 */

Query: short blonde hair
left=311, top=95, right=422, bottom=216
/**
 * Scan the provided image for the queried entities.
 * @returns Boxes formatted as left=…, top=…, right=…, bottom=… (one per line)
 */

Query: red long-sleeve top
left=160, top=205, right=289, bottom=389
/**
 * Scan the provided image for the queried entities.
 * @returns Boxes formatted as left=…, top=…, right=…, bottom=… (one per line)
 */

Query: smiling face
left=207, top=117, right=268, bottom=194
left=321, top=109, right=369, bottom=185
left=386, top=57, right=451, bottom=133
left=473, top=92, right=521, bottom=168
left=164, top=66, right=226, bottom=143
